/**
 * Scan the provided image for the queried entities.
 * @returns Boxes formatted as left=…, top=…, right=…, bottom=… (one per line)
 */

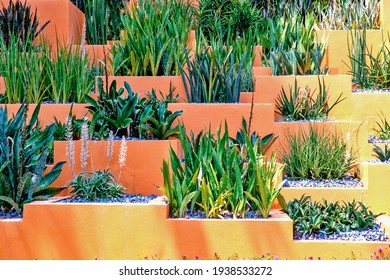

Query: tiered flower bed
left=1, top=0, right=390, bottom=261
left=1, top=198, right=389, bottom=260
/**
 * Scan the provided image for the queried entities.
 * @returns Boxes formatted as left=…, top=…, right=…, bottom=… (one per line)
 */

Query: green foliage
left=0, top=37, right=101, bottom=104
left=0, top=104, right=65, bottom=214
left=86, top=79, right=183, bottom=139
left=275, top=77, right=345, bottom=121
left=112, top=0, right=194, bottom=76
left=318, top=0, right=380, bottom=30
left=66, top=169, right=124, bottom=200
left=71, top=0, right=124, bottom=41
left=180, top=32, right=251, bottom=103
left=348, top=30, right=390, bottom=90
left=280, top=126, right=357, bottom=180
left=0, top=0, right=50, bottom=48
left=160, top=122, right=282, bottom=218
left=45, top=44, right=101, bottom=103
left=232, top=118, right=278, bottom=156
left=374, top=112, right=390, bottom=140
left=284, top=195, right=383, bottom=236
left=372, top=143, right=390, bottom=162
left=197, top=0, right=261, bottom=42
left=261, top=15, right=328, bottom=75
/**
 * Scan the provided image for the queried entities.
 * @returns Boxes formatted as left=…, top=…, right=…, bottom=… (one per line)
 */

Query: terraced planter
left=0, top=199, right=388, bottom=260
left=53, top=139, right=180, bottom=195
left=252, top=74, right=353, bottom=121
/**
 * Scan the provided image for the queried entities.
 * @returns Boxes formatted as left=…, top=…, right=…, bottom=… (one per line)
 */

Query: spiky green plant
left=280, top=126, right=357, bottom=180
left=0, top=0, right=50, bottom=48
left=275, top=77, right=345, bottom=121
left=0, top=104, right=65, bottom=214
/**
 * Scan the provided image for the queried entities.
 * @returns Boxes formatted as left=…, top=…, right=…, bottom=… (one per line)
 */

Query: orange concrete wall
left=1, top=200, right=388, bottom=260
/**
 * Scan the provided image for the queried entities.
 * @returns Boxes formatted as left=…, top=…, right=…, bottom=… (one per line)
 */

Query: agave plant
left=372, top=143, right=390, bottom=162
left=0, top=104, right=65, bottom=214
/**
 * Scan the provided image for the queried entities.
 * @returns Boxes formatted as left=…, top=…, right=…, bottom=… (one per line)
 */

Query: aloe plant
left=0, top=104, right=65, bottom=214
left=275, top=77, right=345, bottom=121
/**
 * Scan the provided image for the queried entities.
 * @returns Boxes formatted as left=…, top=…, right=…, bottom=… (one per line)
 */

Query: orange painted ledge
left=96, top=76, right=187, bottom=102
left=0, top=103, right=89, bottom=127
left=168, top=103, right=275, bottom=138
left=53, top=139, right=180, bottom=196
left=1, top=200, right=388, bottom=260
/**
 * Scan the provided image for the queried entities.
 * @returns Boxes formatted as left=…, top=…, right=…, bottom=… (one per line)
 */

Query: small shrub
left=86, top=79, right=183, bottom=140
left=280, top=126, right=357, bottom=180
left=65, top=118, right=126, bottom=200
left=284, top=195, right=383, bottom=236
left=373, top=112, right=390, bottom=140
left=275, top=77, right=345, bottom=121
left=160, top=122, right=282, bottom=218
left=0, top=104, right=65, bottom=214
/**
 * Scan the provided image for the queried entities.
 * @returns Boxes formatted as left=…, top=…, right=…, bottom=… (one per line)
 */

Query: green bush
left=112, top=0, right=194, bottom=76
left=86, top=79, right=183, bottom=140
left=160, top=123, right=282, bottom=218
left=284, top=195, right=382, bottom=236
left=0, top=104, right=65, bottom=214
left=280, top=126, right=357, bottom=180
left=275, top=77, right=345, bottom=121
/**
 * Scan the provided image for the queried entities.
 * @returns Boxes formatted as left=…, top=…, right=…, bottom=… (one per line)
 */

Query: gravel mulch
left=57, top=194, right=160, bottom=203
left=283, top=175, right=364, bottom=188
left=368, top=135, right=390, bottom=144
left=352, top=89, right=390, bottom=93
left=294, top=223, right=388, bottom=242
left=0, top=211, right=22, bottom=219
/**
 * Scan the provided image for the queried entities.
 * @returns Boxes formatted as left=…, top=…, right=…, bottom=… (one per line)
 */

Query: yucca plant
left=112, top=0, right=194, bottom=76
left=245, top=136, right=286, bottom=218
left=0, top=104, right=65, bottom=215
left=197, top=0, right=261, bottom=42
left=261, top=14, right=328, bottom=75
left=348, top=27, right=390, bottom=90
left=318, top=0, right=380, bottom=30
left=280, top=126, right=357, bottom=180
left=232, top=118, right=278, bottom=156
left=0, top=0, right=50, bottom=48
left=275, top=77, right=346, bottom=121
left=180, top=32, right=248, bottom=103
